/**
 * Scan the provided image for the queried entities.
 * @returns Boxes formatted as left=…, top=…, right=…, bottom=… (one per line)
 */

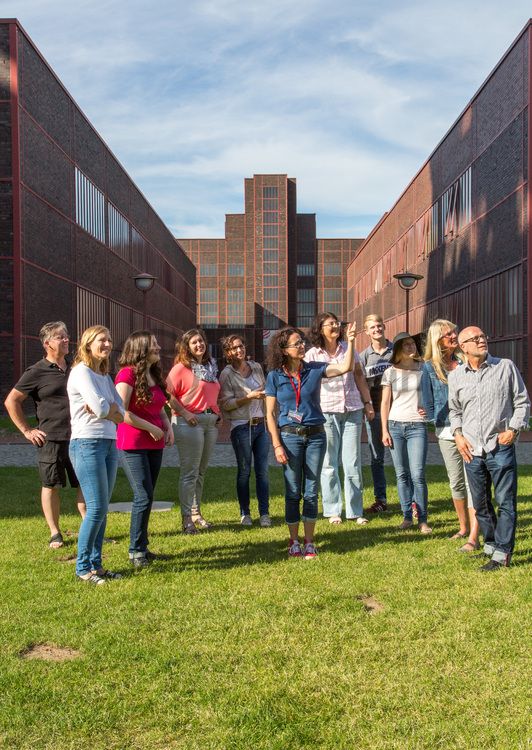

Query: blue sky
left=4, top=1, right=532, bottom=238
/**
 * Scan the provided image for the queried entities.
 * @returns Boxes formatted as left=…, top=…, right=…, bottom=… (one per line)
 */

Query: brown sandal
left=182, top=516, right=199, bottom=535
left=458, top=541, right=480, bottom=553
left=192, top=512, right=212, bottom=529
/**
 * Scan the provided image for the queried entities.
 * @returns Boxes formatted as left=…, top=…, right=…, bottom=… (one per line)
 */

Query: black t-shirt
left=14, top=358, right=72, bottom=440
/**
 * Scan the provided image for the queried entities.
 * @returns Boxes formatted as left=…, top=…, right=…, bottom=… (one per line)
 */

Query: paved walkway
left=1, top=442, right=530, bottom=467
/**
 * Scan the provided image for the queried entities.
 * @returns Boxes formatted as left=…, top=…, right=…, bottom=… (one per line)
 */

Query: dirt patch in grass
left=20, top=643, right=81, bottom=661
left=357, top=594, right=384, bottom=614
left=57, top=554, right=76, bottom=563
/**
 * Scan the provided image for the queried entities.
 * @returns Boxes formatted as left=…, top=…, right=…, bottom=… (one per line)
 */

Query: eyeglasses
left=51, top=335, right=69, bottom=341
left=322, top=322, right=340, bottom=329
left=440, top=331, right=457, bottom=339
left=460, top=334, right=488, bottom=345
left=231, top=344, right=245, bottom=351
left=283, top=339, right=305, bottom=349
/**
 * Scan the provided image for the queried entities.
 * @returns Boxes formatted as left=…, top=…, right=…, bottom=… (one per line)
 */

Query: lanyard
left=285, top=369, right=301, bottom=410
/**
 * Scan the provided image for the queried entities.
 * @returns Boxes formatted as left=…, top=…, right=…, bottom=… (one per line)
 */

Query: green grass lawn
left=1, top=466, right=531, bottom=750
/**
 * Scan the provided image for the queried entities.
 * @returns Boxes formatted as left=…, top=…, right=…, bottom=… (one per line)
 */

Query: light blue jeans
left=322, top=409, right=364, bottom=518
left=173, top=413, right=219, bottom=516
left=69, top=438, right=118, bottom=576
left=281, top=430, right=326, bottom=523
left=387, top=420, right=428, bottom=522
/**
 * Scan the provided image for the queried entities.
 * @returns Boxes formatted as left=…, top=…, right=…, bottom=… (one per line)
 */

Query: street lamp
left=133, top=273, right=157, bottom=327
left=393, top=272, right=423, bottom=332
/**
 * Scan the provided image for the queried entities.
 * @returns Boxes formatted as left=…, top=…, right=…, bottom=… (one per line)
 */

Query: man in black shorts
left=4, top=321, right=85, bottom=548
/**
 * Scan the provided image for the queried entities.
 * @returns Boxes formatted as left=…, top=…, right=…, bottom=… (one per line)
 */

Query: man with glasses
left=4, top=321, right=85, bottom=548
left=448, top=326, right=529, bottom=571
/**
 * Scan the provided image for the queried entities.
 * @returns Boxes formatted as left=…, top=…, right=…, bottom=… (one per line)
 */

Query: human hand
left=84, top=404, right=94, bottom=415
left=382, top=431, right=393, bottom=448
left=107, top=402, right=124, bottom=424
left=364, top=403, right=375, bottom=421
left=455, top=434, right=474, bottom=463
left=345, top=322, right=357, bottom=341
left=149, top=426, right=164, bottom=442
left=497, top=429, right=516, bottom=446
left=164, top=426, right=174, bottom=446
left=185, top=412, right=198, bottom=426
left=273, top=445, right=288, bottom=464
left=24, top=427, right=46, bottom=447
left=418, top=407, right=427, bottom=418
left=248, top=390, right=265, bottom=400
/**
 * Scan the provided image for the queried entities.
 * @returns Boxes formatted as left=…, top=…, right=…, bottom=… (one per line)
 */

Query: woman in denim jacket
left=421, top=319, right=479, bottom=551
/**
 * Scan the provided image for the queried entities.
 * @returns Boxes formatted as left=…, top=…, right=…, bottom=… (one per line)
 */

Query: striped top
left=448, top=354, right=530, bottom=455
left=304, top=342, right=363, bottom=413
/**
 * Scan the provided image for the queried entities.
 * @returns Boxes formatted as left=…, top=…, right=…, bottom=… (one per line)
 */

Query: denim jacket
left=420, top=360, right=456, bottom=428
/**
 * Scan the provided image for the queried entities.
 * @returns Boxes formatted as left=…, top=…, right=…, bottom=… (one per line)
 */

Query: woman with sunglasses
left=421, top=319, right=479, bottom=551
left=265, top=323, right=357, bottom=559
left=219, top=335, right=270, bottom=527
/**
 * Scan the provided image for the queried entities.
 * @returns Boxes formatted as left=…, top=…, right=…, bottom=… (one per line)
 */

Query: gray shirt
left=448, top=354, right=530, bottom=455
left=359, top=340, right=393, bottom=410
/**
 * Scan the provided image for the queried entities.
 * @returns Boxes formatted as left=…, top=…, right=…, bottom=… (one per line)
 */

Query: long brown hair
left=73, top=325, right=112, bottom=375
left=309, top=311, right=344, bottom=349
left=118, top=330, right=167, bottom=404
left=174, top=328, right=211, bottom=368
left=265, top=327, right=304, bottom=371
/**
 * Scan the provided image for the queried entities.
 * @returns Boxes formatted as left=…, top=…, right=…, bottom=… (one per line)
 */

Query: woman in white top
left=381, top=332, right=431, bottom=534
left=68, top=325, right=124, bottom=584
left=219, top=335, right=270, bottom=527
left=305, top=312, right=374, bottom=524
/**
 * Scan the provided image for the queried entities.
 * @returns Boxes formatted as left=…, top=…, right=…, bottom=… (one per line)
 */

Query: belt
left=249, top=417, right=264, bottom=426
left=280, top=424, right=324, bottom=436
left=202, top=408, right=215, bottom=414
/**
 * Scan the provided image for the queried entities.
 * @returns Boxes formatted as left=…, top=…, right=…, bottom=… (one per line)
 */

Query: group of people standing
left=4, top=310, right=529, bottom=581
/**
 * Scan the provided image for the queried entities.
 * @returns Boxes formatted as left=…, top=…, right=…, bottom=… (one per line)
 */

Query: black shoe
left=130, top=556, right=150, bottom=568
left=480, top=559, right=506, bottom=572
left=145, top=550, right=171, bottom=561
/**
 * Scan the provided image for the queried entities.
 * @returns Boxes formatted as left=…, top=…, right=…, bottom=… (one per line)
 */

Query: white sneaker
left=259, top=514, right=272, bottom=527
left=240, top=514, right=252, bottom=526
left=355, top=516, right=369, bottom=525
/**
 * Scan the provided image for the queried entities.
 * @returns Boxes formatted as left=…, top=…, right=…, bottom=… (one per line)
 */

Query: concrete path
left=1, top=442, right=530, bottom=467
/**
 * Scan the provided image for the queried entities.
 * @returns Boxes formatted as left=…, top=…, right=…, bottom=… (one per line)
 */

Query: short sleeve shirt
left=115, top=366, right=167, bottom=450
left=381, top=365, right=424, bottom=422
left=265, top=362, right=328, bottom=427
left=13, top=358, right=72, bottom=440
left=359, top=341, right=393, bottom=410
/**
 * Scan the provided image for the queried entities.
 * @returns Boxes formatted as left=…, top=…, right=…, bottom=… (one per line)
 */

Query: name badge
left=288, top=410, right=302, bottom=423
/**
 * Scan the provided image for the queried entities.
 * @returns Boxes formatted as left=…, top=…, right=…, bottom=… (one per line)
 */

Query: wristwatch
left=510, top=428, right=520, bottom=436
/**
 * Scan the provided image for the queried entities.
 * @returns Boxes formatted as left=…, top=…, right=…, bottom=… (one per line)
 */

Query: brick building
left=179, top=174, right=363, bottom=363
left=347, top=19, right=532, bottom=391
left=0, top=19, right=196, bottom=399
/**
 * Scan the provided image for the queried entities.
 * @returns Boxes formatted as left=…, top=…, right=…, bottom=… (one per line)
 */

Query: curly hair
left=308, top=311, right=344, bottom=349
left=221, top=334, right=247, bottom=363
left=118, top=330, right=167, bottom=405
left=265, top=327, right=305, bottom=371
left=73, top=325, right=112, bottom=374
left=174, top=328, right=211, bottom=368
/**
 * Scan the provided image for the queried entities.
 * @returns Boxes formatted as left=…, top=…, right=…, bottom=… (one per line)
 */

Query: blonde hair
left=423, top=319, right=462, bottom=383
left=364, top=313, right=384, bottom=328
left=74, top=325, right=112, bottom=374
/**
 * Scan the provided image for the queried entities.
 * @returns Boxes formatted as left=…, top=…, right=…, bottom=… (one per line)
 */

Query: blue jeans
left=388, top=421, right=428, bottom=522
left=465, top=444, right=517, bottom=564
left=70, top=439, right=118, bottom=576
left=322, top=410, right=363, bottom=518
left=230, top=422, right=270, bottom=517
left=121, top=448, right=163, bottom=557
left=280, top=430, right=326, bottom=523
left=366, top=412, right=387, bottom=501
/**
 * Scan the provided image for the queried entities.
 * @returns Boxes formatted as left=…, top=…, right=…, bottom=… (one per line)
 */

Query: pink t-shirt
left=115, top=366, right=167, bottom=450
left=166, top=363, right=221, bottom=415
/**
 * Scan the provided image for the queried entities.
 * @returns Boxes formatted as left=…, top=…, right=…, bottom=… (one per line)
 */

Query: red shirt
left=115, top=366, right=167, bottom=450
left=166, top=363, right=220, bottom=415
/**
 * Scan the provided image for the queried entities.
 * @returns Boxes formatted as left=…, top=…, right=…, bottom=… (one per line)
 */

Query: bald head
left=458, top=326, right=483, bottom=346
left=458, top=325, right=488, bottom=366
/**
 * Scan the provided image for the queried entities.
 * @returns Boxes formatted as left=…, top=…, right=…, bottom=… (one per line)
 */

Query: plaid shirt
left=305, top=343, right=363, bottom=413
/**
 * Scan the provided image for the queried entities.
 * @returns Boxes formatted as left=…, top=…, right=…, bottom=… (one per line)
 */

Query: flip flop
left=49, top=533, right=64, bottom=549
left=450, top=531, right=468, bottom=540
left=458, top=541, right=481, bottom=553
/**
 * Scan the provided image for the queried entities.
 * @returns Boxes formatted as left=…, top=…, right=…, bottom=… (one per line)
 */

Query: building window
left=442, top=167, right=471, bottom=239
left=200, top=263, right=217, bottom=276
left=227, top=289, right=245, bottom=324
left=75, top=167, right=106, bottom=243
left=297, top=288, right=315, bottom=302
left=131, top=228, right=146, bottom=270
left=263, top=199, right=278, bottom=210
left=108, top=203, right=130, bottom=262
left=200, top=289, right=218, bottom=302
left=200, top=303, right=218, bottom=317
left=227, top=263, right=244, bottom=276
left=263, top=212, right=279, bottom=223
left=263, top=224, right=278, bottom=237
left=263, top=187, right=278, bottom=199
left=324, top=263, right=341, bottom=276
left=297, top=264, right=315, bottom=276
left=263, top=238, right=279, bottom=249
left=264, top=287, right=278, bottom=302
left=416, top=202, right=438, bottom=259
left=323, top=288, right=341, bottom=303
left=263, top=275, right=278, bottom=287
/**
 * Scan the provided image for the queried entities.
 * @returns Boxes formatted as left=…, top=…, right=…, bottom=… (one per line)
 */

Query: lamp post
left=393, top=272, right=423, bottom=332
left=133, top=273, right=157, bottom=327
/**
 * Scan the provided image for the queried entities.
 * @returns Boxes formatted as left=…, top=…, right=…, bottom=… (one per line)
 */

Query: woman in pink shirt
left=166, top=328, right=221, bottom=534
left=115, top=331, right=173, bottom=568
